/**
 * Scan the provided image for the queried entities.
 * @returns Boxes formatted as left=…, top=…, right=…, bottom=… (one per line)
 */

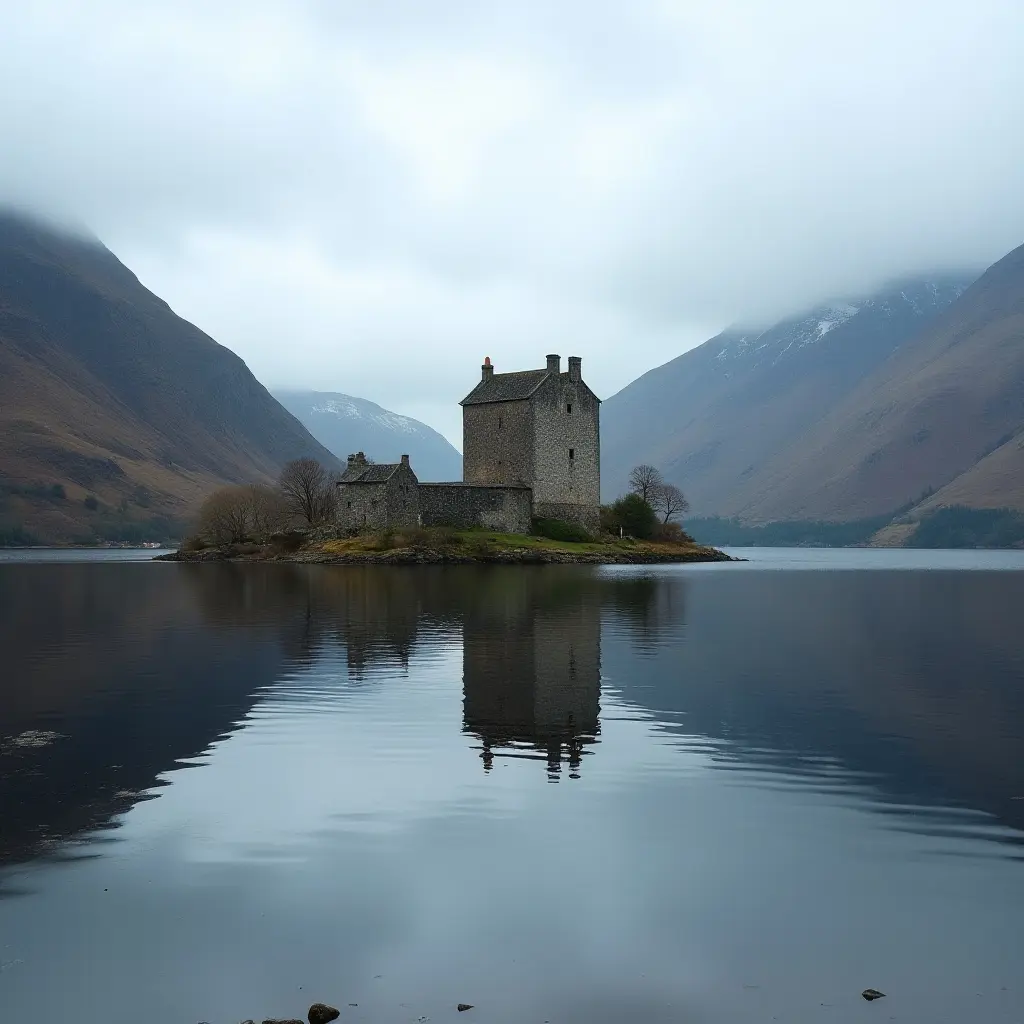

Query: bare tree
left=314, top=470, right=340, bottom=525
left=279, top=458, right=334, bottom=526
left=246, top=483, right=290, bottom=540
left=198, top=486, right=252, bottom=544
left=652, top=483, right=690, bottom=523
left=628, top=464, right=664, bottom=504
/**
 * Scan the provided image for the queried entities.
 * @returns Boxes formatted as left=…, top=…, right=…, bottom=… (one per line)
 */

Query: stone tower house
left=460, top=353, right=601, bottom=530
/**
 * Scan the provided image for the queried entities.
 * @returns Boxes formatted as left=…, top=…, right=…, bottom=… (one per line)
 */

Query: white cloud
left=2, top=0, right=1022, bottom=443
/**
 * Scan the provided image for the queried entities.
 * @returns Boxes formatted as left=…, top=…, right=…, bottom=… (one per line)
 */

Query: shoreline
left=155, top=537, right=736, bottom=566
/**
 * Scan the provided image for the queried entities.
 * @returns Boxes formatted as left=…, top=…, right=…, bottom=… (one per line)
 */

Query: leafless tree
left=197, top=486, right=252, bottom=544
left=246, top=483, right=291, bottom=540
left=279, top=458, right=334, bottom=526
left=628, top=464, right=664, bottom=504
left=315, top=470, right=341, bottom=524
left=652, top=483, right=690, bottom=523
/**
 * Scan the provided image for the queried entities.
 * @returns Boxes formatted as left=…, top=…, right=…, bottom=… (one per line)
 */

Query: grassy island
left=156, top=526, right=733, bottom=565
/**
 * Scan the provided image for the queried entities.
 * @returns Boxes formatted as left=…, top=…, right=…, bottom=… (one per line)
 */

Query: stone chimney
left=400, top=454, right=410, bottom=468
left=347, top=451, right=368, bottom=467
left=546, top=353, right=561, bottom=373
left=567, top=355, right=582, bottom=382
left=482, top=356, right=494, bottom=381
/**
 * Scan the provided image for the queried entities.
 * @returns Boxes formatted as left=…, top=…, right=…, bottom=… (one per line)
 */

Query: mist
left=3, top=0, right=1022, bottom=442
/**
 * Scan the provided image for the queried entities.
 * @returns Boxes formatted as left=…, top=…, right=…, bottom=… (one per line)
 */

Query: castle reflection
left=461, top=574, right=603, bottom=781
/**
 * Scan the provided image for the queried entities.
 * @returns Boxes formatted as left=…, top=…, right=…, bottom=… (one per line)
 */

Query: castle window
left=498, top=415, right=503, bottom=429
left=347, top=501, right=351, bottom=508
left=567, top=403, right=572, bottom=414
left=569, top=448, right=575, bottom=460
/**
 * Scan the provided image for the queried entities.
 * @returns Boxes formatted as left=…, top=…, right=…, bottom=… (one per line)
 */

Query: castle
left=336, top=353, right=601, bottom=534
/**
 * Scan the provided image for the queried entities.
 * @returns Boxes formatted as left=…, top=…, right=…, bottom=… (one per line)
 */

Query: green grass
left=319, top=526, right=707, bottom=557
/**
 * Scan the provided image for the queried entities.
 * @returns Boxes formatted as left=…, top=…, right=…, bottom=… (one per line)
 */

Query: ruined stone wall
left=336, top=464, right=420, bottom=533
left=418, top=483, right=533, bottom=534
left=531, top=375, right=600, bottom=530
left=383, top=468, right=420, bottom=529
left=462, top=400, right=533, bottom=486
left=337, top=481, right=389, bottom=533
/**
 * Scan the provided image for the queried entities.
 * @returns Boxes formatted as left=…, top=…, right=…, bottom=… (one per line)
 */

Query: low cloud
left=3, top=0, right=1023, bottom=442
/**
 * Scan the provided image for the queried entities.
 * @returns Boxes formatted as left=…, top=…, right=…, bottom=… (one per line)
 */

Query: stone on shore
left=308, top=1004, right=341, bottom=1024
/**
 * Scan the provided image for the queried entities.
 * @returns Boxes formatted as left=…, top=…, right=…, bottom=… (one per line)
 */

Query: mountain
left=273, top=390, right=462, bottom=481
left=0, top=211, right=338, bottom=544
left=737, top=242, right=1024, bottom=523
left=602, top=275, right=975, bottom=515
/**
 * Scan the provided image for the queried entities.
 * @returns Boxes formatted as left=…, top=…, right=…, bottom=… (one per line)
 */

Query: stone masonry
left=336, top=354, right=601, bottom=535
left=419, top=483, right=533, bottom=533
left=336, top=453, right=420, bottom=533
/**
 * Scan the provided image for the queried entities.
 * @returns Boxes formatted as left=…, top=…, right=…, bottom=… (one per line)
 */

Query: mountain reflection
left=604, top=568, right=1024, bottom=845
left=4, top=560, right=1024, bottom=878
left=0, top=565, right=656, bottom=870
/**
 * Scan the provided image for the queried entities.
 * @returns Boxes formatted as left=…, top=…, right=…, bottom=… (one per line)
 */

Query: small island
left=156, top=524, right=733, bottom=565
left=158, top=354, right=733, bottom=566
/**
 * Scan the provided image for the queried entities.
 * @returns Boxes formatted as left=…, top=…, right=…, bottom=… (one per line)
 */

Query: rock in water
left=457, top=1004, right=474, bottom=1012
left=861, top=989, right=886, bottom=1001
left=262, top=1019, right=304, bottom=1023
left=308, top=1005, right=340, bottom=1024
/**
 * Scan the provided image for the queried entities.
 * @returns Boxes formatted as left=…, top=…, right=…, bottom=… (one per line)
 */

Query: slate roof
left=460, top=369, right=550, bottom=406
left=338, top=462, right=401, bottom=484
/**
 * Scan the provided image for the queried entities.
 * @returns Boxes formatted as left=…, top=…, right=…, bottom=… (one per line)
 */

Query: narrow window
left=569, top=448, right=575, bottom=460
left=498, top=415, right=503, bottom=429
left=567, top=403, right=572, bottom=414
left=347, top=501, right=351, bottom=509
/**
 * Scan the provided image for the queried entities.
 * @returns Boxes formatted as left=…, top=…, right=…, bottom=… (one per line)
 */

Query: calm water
left=1, top=551, right=1023, bottom=1024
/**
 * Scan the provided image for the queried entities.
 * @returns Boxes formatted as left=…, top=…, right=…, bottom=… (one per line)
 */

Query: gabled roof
left=460, top=369, right=549, bottom=406
left=339, top=462, right=401, bottom=484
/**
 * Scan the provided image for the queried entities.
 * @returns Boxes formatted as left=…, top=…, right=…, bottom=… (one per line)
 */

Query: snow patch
left=311, top=398, right=362, bottom=419
left=311, top=399, right=425, bottom=436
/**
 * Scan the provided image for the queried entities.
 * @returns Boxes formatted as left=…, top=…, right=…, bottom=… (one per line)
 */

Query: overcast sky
left=3, top=1, right=1024, bottom=444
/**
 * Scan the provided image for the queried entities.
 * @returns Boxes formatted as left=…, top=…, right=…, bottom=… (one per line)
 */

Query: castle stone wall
left=338, top=480, right=389, bottom=533
left=419, top=483, right=532, bottom=534
left=337, top=463, right=420, bottom=533
left=531, top=374, right=601, bottom=530
left=462, top=399, right=534, bottom=486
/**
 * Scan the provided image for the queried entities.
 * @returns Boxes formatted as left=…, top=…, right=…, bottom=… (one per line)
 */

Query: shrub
left=269, top=530, right=306, bottom=553
left=397, top=526, right=430, bottom=548
left=531, top=517, right=592, bottom=543
left=180, top=534, right=208, bottom=552
left=653, top=521, right=694, bottom=545
left=606, top=494, right=657, bottom=539
left=83, top=495, right=99, bottom=511
left=368, top=530, right=397, bottom=551
left=599, top=504, right=620, bottom=534
left=431, top=526, right=463, bottom=547
left=50, top=484, right=66, bottom=500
